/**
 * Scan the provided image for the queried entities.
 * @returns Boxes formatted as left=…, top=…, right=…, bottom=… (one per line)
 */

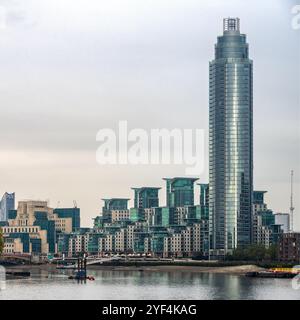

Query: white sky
left=0, top=0, right=299, bottom=228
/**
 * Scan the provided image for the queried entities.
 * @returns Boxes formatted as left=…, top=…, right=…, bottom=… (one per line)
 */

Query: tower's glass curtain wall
left=209, top=18, right=253, bottom=257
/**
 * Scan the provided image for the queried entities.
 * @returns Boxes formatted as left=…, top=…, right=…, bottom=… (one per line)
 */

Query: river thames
left=1, top=268, right=300, bottom=300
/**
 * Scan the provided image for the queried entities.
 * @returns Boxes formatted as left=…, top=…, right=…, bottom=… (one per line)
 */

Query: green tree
left=227, top=244, right=279, bottom=262
left=266, top=244, right=278, bottom=261
left=0, top=227, right=3, bottom=254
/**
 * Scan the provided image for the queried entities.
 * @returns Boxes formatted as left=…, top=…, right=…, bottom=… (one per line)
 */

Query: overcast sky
left=0, top=0, right=299, bottom=228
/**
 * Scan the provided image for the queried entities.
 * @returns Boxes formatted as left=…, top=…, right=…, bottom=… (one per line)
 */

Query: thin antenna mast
left=290, top=170, right=295, bottom=232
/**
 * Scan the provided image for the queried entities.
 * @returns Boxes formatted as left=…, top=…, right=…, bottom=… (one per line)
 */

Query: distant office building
left=2, top=238, right=23, bottom=254
left=252, top=191, right=283, bottom=248
left=0, top=192, right=15, bottom=221
left=209, top=18, right=253, bottom=257
left=278, top=232, right=300, bottom=262
left=253, top=210, right=282, bottom=248
left=132, top=187, right=160, bottom=209
left=163, top=177, right=198, bottom=207
left=252, top=191, right=268, bottom=243
left=163, top=224, right=202, bottom=258
left=141, top=207, right=172, bottom=227
left=80, top=179, right=209, bottom=259
left=130, top=187, right=160, bottom=222
left=131, top=178, right=199, bottom=227
left=253, top=191, right=267, bottom=214
left=94, top=198, right=130, bottom=228
left=53, top=208, right=80, bottom=232
left=2, top=200, right=78, bottom=255
left=274, top=213, right=290, bottom=233
left=102, top=198, right=129, bottom=212
left=2, top=201, right=56, bottom=254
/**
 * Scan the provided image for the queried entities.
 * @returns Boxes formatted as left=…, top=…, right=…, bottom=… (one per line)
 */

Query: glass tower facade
left=0, top=192, right=15, bottom=222
left=101, top=198, right=129, bottom=223
left=163, top=177, right=198, bottom=208
left=102, top=198, right=129, bottom=213
left=132, top=187, right=160, bottom=209
left=209, top=18, right=253, bottom=256
left=53, top=208, right=81, bottom=232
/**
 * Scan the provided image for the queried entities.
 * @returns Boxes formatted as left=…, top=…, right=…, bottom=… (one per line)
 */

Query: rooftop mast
left=290, top=170, right=295, bottom=232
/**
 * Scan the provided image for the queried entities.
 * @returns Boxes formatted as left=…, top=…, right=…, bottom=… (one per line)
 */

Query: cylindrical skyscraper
left=209, top=18, right=253, bottom=257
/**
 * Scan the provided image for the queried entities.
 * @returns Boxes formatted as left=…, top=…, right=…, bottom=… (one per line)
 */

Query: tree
left=226, top=244, right=279, bottom=262
left=0, top=227, right=3, bottom=255
left=266, top=244, right=278, bottom=261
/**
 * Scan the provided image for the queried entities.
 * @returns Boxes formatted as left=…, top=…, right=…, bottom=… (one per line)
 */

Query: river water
left=1, top=267, right=300, bottom=300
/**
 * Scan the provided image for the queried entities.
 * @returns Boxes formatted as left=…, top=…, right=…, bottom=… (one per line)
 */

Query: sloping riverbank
left=4, top=263, right=266, bottom=275
left=88, top=264, right=266, bottom=274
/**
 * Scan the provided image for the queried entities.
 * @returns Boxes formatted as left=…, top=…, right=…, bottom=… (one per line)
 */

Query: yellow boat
left=269, top=267, right=300, bottom=274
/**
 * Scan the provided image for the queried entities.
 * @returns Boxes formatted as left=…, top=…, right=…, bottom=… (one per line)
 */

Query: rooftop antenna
left=290, top=170, right=295, bottom=232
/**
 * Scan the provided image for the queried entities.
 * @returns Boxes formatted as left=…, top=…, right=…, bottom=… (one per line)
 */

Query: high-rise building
left=199, top=184, right=210, bottom=257
left=209, top=18, right=253, bottom=257
left=274, top=213, right=290, bottom=233
left=0, top=192, right=15, bottom=221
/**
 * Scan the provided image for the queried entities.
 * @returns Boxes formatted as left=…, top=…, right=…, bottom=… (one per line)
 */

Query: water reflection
left=0, top=268, right=299, bottom=300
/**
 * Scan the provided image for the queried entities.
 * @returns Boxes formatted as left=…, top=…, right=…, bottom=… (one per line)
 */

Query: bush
left=226, top=244, right=278, bottom=262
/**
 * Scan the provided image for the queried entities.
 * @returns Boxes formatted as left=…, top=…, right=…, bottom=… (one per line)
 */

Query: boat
left=245, top=271, right=258, bottom=277
left=245, top=268, right=300, bottom=279
left=5, top=271, right=31, bottom=279
left=68, top=271, right=95, bottom=281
